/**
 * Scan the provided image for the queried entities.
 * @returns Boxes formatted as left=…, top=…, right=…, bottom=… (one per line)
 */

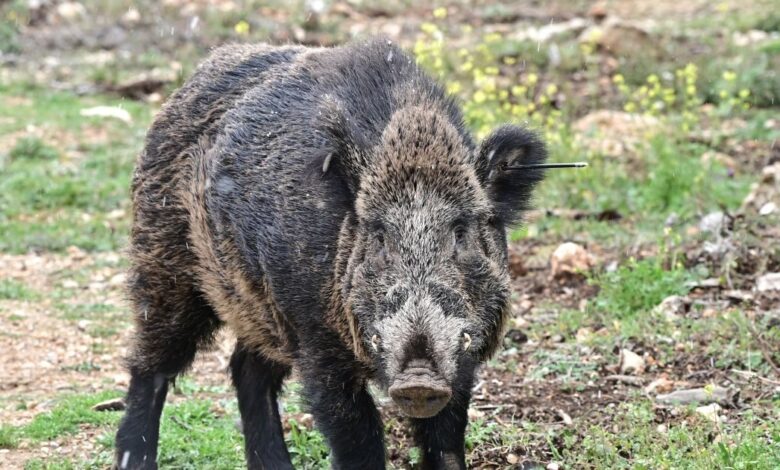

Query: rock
left=695, top=403, right=722, bottom=423
left=550, top=242, right=594, bottom=279
left=61, top=279, right=79, bottom=289
left=701, top=151, right=737, bottom=171
left=109, top=273, right=126, bottom=287
left=733, top=29, right=775, bottom=47
left=111, top=72, right=174, bottom=100
left=467, top=407, right=485, bottom=420
left=92, top=397, right=126, bottom=412
left=557, top=409, right=573, bottom=425
left=505, top=329, right=528, bottom=344
left=508, top=247, right=528, bottom=278
left=654, top=295, right=688, bottom=320
left=619, top=348, right=645, bottom=375
left=56, top=2, right=86, bottom=21
left=699, top=211, right=726, bottom=234
left=510, top=18, right=588, bottom=44
left=757, top=273, right=780, bottom=292
left=579, top=18, right=660, bottom=59
left=724, top=290, right=754, bottom=303
left=759, top=201, right=777, bottom=216
left=506, top=453, right=519, bottom=465
left=573, top=110, right=663, bottom=158
left=547, top=463, right=561, bottom=470
left=605, top=374, right=644, bottom=386
left=742, top=163, right=780, bottom=214
left=66, top=245, right=87, bottom=260
left=121, top=7, right=141, bottom=25
left=656, top=386, right=735, bottom=406
left=587, top=2, right=608, bottom=21
left=80, top=106, right=132, bottom=124
left=575, top=327, right=593, bottom=343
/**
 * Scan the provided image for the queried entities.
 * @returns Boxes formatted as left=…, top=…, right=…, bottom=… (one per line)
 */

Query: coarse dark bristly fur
left=114, top=38, right=546, bottom=470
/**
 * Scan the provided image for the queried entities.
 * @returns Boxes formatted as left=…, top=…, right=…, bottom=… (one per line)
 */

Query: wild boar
left=114, top=38, right=546, bottom=470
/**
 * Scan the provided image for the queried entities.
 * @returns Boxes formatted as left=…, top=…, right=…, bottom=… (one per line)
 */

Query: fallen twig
left=730, top=369, right=780, bottom=386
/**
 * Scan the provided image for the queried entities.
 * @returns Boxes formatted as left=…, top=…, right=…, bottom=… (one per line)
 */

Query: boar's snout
left=388, top=359, right=452, bottom=418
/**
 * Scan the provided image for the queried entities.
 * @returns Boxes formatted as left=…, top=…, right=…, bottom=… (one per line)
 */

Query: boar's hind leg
left=115, top=288, right=221, bottom=470
left=411, top=383, right=472, bottom=470
left=230, top=343, right=293, bottom=469
left=300, top=344, right=385, bottom=470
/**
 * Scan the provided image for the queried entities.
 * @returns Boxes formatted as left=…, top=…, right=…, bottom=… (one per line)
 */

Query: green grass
left=590, top=257, right=694, bottom=320
left=18, top=391, right=123, bottom=442
left=0, top=84, right=149, bottom=253
left=157, top=400, right=244, bottom=469
left=0, top=278, right=39, bottom=300
left=567, top=402, right=780, bottom=469
left=286, top=419, right=330, bottom=469
left=0, top=424, right=19, bottom=449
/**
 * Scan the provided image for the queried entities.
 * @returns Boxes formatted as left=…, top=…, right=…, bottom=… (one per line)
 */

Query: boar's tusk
left=370, top=334, right=380, bottom=351
left=463, top=333, right=472, bottom=351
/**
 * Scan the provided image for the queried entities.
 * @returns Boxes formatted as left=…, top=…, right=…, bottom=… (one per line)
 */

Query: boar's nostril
left=389, top=384, right=452, bottom=418
left=388, top=362, right=452, bottom=419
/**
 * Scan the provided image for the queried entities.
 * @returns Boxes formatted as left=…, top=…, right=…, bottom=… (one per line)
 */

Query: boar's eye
left=452, top=219, right=468, bottom=251
left=370, top=222, right=389, bottom=264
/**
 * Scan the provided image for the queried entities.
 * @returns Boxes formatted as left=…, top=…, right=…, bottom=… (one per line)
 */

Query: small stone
left=122, top=7, right=141, bottom=25
left=507, top=453, right=519, bottom=465
left=61, top=279, right=79, bottom=289
left=80, top=106, right=133, bottom=124
left=575, top=327, right=593, bottom=343
left=619, top=348, right=645, bottom=375
left=699, top=211, right=726, bottom=234
left=656, top=423, right=668, bottom=433
left=547, top=463, right=561, bottom=470
left=92, top=397, right=126, bottom=412
left=654, top=295, right=688, bottom=320
left=109, top=273, right=126, bottom=287
left=695, top=403, right=722, bottom=423
left=505, top=329, right=528, bottom=344
left=66, top=245, right=87, bottom=260
left=759, top=201, right=777, bottom=216
left=56, top=2, right=87, bottom=21
left=645, top=377, right=674, bottom=394
left=701, top=308, right=719, bottom=318
left=656, top=386, right=735, bottom=406
left=550, top=242, right=594, bottom=279
left=757, top=273, right=780, bottom=292
left=299, top=413, right=314, bottom=429
left=701, top=151, right=737, bottom=171
left=587, top=2, right=608, bottom=21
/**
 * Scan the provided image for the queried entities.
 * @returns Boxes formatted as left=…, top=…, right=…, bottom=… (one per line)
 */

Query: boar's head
left=325, top=104, right=546, bottom=418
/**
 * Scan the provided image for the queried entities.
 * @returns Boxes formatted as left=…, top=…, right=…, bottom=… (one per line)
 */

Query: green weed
left=0, top=278, right=39, bottom=300
left=286, top=419, right=329, bottom=469
left=590, top=257, right=693, bottom=320
left=19, top=391, right=123, bottom=442
left=0, top=425, right=19, bottom=449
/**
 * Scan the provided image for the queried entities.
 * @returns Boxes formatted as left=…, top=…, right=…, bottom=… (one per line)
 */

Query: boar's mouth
left=388, top=359, right=452, bottom=418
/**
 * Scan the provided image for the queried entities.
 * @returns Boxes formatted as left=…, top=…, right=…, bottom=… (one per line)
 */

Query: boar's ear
left=316, top=97, right=369, bottom=198
left=477, top=125, right=547, bottom=225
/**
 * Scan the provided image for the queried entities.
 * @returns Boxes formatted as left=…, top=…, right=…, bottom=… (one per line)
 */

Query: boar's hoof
left=389, top=361, right=452, bottom=418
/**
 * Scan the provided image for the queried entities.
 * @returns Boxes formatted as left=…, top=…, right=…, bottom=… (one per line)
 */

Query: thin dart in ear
left=506, top=162, right=589, bottom=170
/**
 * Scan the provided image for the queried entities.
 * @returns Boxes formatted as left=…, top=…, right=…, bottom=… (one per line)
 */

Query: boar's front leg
left=299, top=343, right=385, bottom=470
left=411, top=375, right=474, bottom=470
left=230, top=343, right=293, bottom=469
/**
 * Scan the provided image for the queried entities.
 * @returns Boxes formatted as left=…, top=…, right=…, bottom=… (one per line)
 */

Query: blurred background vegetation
left=1, top=1, right=779, bottom=468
